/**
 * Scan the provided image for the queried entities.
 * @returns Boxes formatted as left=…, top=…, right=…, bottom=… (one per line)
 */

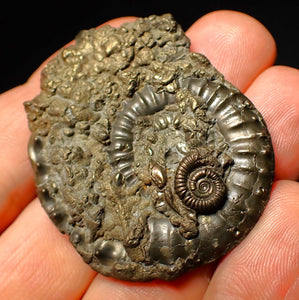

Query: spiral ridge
left=174, top=151, right=226, bottom=213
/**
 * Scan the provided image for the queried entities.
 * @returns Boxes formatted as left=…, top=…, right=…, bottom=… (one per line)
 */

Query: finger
left=186, top=10, right=276, bottom=91
left=0, top=16, right=137, bottom=232
left=83, top=265, right=215, bottom=300
left=245, top=65, right=299, bottom=180
left=204, top=180, right=299, bottom=299
left=0, top=199, right=96, bottom=299
left=0, top=85, right=37, bottom=232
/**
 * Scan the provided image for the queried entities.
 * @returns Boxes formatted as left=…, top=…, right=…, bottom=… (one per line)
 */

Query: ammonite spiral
left=174, top=151, right=226, bottom=213
left=24, top=14, right=275, bottom=281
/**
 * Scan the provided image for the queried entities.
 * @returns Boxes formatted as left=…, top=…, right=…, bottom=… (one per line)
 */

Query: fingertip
left=101, top=16, right=138, bottom=28
left=245, top=65, right=299, bottom=180
left=187, top=10, right=276, bottom=91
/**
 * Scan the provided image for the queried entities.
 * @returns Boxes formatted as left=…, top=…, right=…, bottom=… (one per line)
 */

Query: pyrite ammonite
left=24, top=14, right=275, bottom=281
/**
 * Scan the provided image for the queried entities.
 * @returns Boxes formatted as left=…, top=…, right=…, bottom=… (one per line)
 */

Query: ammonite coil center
left=175, top=151, right=227, bottom=214
left=189, top=168, right=223, bottom=198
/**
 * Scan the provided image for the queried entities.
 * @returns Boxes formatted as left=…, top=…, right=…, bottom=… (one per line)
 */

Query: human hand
left=0, top=11, right=298, bottom=299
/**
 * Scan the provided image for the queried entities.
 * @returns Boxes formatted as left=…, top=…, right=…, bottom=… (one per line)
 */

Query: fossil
left=174, top=150, right=227, bottom=213
left=24, top=14, right=275, bottom=281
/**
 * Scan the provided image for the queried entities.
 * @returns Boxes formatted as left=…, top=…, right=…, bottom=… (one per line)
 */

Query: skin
left=0, top=10, right=298, bottom=299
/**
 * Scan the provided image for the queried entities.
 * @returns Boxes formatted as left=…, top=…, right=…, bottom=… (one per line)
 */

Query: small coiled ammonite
left=175, top=151, right=226, bottom=214
left=24, top=14, right=275, bottom=281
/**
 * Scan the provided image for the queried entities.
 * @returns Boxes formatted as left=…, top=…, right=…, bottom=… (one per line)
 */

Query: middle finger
left=187, top=10, right=276, bottom=91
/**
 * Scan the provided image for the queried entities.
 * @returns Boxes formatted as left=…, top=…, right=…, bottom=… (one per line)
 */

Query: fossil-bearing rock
left=24, top=14, right=275, bottom=281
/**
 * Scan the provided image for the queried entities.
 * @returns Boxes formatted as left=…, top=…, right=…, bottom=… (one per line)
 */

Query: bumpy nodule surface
left=24, top=14, right=274, bottom=281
